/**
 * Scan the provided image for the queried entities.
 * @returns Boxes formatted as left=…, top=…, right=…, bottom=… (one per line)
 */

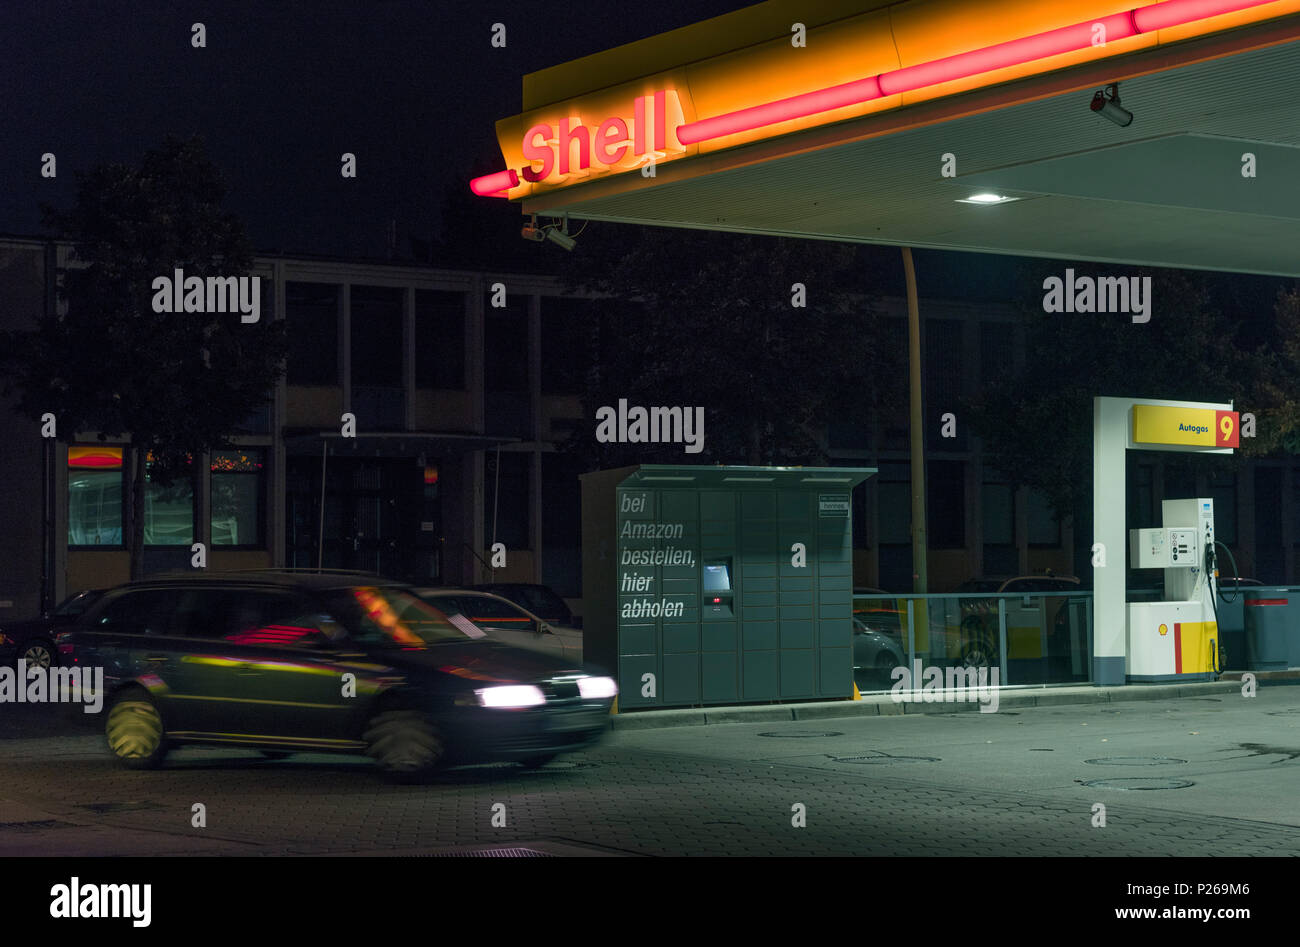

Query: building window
left=925, top=319, right=965, bottom=450
left=1027, top=489, right=1060, bottom=547
left=350, top=285, right=403, bottom=387
left=68, top=445, right=123, bottom=546
left=285, top=282, right=339, bottom=385
left=416, top=289, right=465, bottom=389
left=212, top=449, right=266, bottom=547
left=927, top=460, right=965, bottom=549
left=541, top=295, right=594, bottom=395
left=484, top=451, right=530, bottom=551
left=145, top=457, right=194, bottom=546
left=1208, top=469, right=1236, bottom=545
left=982, top=473, right=1016, bottom=575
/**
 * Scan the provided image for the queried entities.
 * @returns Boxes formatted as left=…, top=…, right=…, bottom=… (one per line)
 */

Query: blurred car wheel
left=364, top=710, right=444, bottom=779
left=106, top=692, right=168, bottom=769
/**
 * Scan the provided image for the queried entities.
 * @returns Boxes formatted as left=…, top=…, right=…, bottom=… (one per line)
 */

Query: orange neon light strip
left=472, top=0, right=1285, bottom=196
left=677, top=0, right=1280, bottom=144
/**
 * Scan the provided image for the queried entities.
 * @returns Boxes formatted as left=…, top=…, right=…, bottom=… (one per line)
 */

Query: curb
left=608, top=679, right=1248, bottom=731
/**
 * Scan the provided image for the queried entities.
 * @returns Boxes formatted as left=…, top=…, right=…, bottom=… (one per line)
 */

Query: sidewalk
left=606, top=675, right=1294, bottom=730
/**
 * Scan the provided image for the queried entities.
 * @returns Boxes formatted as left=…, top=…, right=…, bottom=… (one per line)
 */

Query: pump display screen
left=703, top=563, right=731, bottom=593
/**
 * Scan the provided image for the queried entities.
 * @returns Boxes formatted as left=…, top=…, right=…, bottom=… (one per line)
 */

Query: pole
left=317, top=441, right=327, bottom=570
left=903, top=247, right=928, bottom=595
left=490, top=445, right=501, bottom=579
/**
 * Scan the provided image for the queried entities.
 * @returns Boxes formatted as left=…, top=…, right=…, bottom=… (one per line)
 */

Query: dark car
left=57, top=572, right=616, bottom=778
left=473, top=583, right=578, bottom=628
left=0, top=589, right=103, bottom=670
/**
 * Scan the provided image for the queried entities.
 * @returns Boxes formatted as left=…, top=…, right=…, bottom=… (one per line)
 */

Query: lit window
left=212, top=449, right=265, bottom=546
left=68, top=446, right=123, bottom=546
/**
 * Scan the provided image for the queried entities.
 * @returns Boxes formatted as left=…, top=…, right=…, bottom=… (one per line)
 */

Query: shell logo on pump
left=1158, top=623, right=1168, bottom=636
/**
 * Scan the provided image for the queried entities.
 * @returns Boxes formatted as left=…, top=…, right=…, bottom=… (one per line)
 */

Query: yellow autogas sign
left=1132, top=404, right=1238, bottom=448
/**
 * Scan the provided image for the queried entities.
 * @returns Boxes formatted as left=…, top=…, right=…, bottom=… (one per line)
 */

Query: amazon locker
left=582, top=464, right=875, bottom=709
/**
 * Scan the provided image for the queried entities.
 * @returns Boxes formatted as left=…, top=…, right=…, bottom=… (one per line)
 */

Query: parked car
left=58, top=572, right=615, bottom=777
left=953, top=574, right=1082, bottom=668
left=853, top=615, right=905, bottom=677
left=852, top=587, right=906, bottom=638
left=473, top=583, right=578, bottom=628
left=415, top=588, right=583, bottom=663
left=0, top=588, right=103, bottom=670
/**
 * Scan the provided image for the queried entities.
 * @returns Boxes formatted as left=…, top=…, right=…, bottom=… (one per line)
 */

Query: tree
left=964, top=263, right=1296, bottom=578
left=1, top=135, right=288, bottom=579
left=552, top=222, right=903, bottom=467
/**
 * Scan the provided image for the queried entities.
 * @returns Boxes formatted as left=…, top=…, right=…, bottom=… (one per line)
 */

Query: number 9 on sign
left=1215, top=410, right=1239, bottom=448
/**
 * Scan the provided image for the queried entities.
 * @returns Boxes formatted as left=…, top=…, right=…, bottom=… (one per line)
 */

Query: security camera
left=521, top=224, right=545, bottom=242
left=1090, top=83, right=1133, bottom=127
left=543, top=227, right=576, bottom=251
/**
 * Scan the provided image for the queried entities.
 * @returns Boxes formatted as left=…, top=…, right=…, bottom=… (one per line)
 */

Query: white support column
left=1093, top=397, right=1130, bottom=685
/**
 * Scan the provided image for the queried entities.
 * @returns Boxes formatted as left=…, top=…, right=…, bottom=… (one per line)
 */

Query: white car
left=414, top=588, right=584, bottom=663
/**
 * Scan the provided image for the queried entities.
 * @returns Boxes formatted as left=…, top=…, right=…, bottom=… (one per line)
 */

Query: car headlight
left=475, top=684, right=547, bottom=708
left=578, top=676, right=618, bottom=699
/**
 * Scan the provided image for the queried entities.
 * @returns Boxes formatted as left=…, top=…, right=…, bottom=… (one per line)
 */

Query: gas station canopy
left=474, top=0, right=1300, bottom=276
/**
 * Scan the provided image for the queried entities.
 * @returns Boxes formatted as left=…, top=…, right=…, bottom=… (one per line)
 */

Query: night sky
left=2, top=1, right=1289, bottom=311
left=1, top=1, right=755, bottom=259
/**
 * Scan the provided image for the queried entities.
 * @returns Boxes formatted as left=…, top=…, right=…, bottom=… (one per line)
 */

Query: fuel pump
left=1126, top=498, right=1219, bottom=681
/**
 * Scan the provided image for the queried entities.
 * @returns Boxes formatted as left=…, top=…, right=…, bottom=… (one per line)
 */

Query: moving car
left=473, top=583, right=579, bottom=628
left=57, top=572, right=615, bottom=777
left=415, top=588, right=583, bottom=663
left=0, top=588, right=103, bottom=670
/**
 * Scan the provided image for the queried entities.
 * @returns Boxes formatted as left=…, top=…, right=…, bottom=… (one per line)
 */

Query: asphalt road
left=1, top=685, right=1297, bottom=857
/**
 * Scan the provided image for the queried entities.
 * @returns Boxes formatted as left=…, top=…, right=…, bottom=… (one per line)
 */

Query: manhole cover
left=831, top=752, right=940, bottom=765
left=1267, top=709, right=1300, bottom=716
left=1081, top=777, right=1194, bottom=790
left=421, top=847, right=554, bottom=857
left=757, top=730, right=844, bottom=738
left=1084, top=757, right=1187, bottom=766
left=78, top=801, right=163, bottom=814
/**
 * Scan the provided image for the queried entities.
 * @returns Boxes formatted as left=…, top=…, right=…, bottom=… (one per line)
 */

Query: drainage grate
left=420, top=847, right=554, bottom=857
left=1084, top=757, right=1187, bottom=766
left=831, top=752, right=940, bottom=765
left=1081, top=777, right=1194, bottom=790
left=757, top=731, right=844, bottom=738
